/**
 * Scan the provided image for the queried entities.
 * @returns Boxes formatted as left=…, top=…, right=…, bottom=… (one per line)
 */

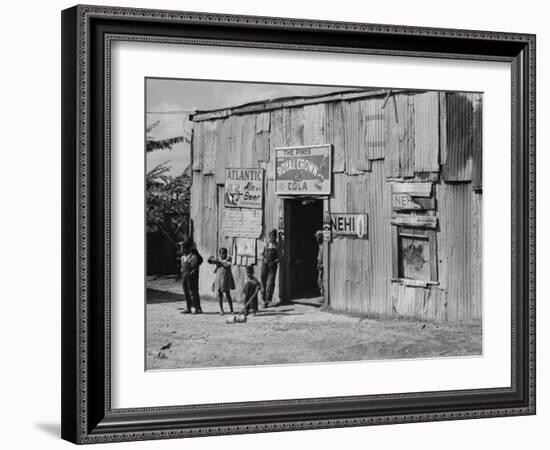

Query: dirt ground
left=146, top=276, right=482, bottom=370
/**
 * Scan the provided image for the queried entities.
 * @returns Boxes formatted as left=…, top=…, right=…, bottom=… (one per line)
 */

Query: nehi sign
left=275, top=144, right=331, bottom=195
left=330, top=213, right=368, bottom=239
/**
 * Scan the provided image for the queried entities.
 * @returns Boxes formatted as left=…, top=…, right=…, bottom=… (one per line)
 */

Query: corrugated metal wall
left=190, top=90, right=482, bottom=321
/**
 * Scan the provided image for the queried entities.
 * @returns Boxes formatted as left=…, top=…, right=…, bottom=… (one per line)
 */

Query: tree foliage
left=146, top=163, right=192, bottom=247
left=146, top=119, right=191, bottom=153
left=146, top=118, right=193, bottom=248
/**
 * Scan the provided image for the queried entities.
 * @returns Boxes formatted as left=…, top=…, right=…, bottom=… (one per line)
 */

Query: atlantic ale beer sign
left=275, top=144, right=332, bottom=195
left=224, top=168, right=264, bottom=209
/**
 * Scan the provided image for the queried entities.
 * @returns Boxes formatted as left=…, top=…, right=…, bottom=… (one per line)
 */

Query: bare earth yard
left=146, top=276, right=482, bottom=370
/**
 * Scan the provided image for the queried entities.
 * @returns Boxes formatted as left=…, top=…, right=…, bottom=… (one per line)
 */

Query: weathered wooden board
left=391, top=283, right=446, bottom=322
left=390, top=214, right=437, bottom=228
left=392, top=182, right=432, bottom=197
left=392, top=193, right=435, bottom=211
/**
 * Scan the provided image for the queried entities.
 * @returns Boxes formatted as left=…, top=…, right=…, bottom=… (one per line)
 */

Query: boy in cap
left=180, top=238, right=203, bottom=314
left=242, top=265, right=261, bottom=316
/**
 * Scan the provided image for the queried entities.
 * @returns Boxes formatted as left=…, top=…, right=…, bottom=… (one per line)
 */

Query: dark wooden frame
left=61, top=4, right=536, bottom=444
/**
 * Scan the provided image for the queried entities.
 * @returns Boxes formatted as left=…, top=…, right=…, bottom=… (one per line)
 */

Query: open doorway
left=284, top=198, right=323, bottom=300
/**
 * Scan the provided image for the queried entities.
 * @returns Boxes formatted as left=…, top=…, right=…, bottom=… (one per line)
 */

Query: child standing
left=242, top=265, right=261, bottom=316
left=208, top=248, right=235, bottom=315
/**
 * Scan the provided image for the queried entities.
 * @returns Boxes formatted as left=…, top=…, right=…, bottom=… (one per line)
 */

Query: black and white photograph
left=145, top=79, right=483, bottom=370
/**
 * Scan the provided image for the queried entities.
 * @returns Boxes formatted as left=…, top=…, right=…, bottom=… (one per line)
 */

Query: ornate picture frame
left=61, top=4, right=536, bottom=444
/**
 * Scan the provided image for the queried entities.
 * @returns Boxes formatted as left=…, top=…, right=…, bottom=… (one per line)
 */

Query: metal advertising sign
left=275, top=144, right=331, bottom=195
left=330, top=213, right=368, bottom=239
left=224, top=168, right=264, bottom=209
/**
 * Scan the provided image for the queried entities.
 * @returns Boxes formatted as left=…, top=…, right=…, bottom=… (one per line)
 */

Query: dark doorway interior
left=285, top=198, right=323, bottom=300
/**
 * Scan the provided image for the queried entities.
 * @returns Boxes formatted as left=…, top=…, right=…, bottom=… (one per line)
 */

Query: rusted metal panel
left=364, top=97, right=385, bottom=161
left=436, top=182, right=473, bottom=321
left=255, top=111, right=271, bottom=134
left=384, top=94, right=402, bottom=177
left=439, top=92, right=447, bottom=165
left=385, top=93, right=415, bottom=177
left=401, top=94, right=415, bottom=177
left=414, top=92, right=440, bottom=172
left=225, top=115, right=239, bottom=169
left=214, top=118, right=230, bottom=184
left=303, top=103, right=326, bottom=145
left=324, top=101, right=346, bottom=173
left=202, top=120, right=217, bottom=175
left=196, top=175, right=217, bottom=295
left=191, top=88, right=400, bottom=122
left=442, top=92, right=474, bottom=182
left=267, top=108, right=289, bottom=181
left=366, top=160, right=393, bottom=315
left=235, top=114, right=256, bottom=168
left=471, top=190, right=482, bottom=319
left=342, top=100, right=366, bottom=175
left=472, top=93, right=483, bottom=190
left=255, top=111, right=271, bottom=163
left=288, top=106, right=305, bottom=147
left=191, top=122, right=204, bottom=171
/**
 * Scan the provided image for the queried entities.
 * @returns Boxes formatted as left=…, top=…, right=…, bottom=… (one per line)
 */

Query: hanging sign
left=330, top=213, right=368, bottom=239
left=224, top=168, right=264, bottom=209
left=275, top=144, right=331, bottom=195
left=391, top=182, right=434, bottom=211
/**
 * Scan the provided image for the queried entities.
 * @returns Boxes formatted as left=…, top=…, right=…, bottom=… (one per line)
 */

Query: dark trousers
left=261, top=263, right=277, bottom=304
left=244, top=293, right=258, bottom=314
left=182, top=273, right=201, bottom=311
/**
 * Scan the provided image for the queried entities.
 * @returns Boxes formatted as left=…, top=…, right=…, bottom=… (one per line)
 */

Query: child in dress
left=242, top=265, right=261, bottom=316
left=208, top=248, right=235, bottom=315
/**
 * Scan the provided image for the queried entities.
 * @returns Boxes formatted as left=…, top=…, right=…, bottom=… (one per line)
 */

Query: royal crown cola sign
left=275, top=144, right=331, bottom=195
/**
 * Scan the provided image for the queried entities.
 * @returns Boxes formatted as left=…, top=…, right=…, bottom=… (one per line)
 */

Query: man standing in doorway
left=261, top=229, right=279, bottom=309
left=315, top=230, right=324, bottom=297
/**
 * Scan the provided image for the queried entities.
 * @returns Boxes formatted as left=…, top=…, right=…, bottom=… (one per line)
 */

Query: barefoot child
left=208, top=248, right=235, bottom=315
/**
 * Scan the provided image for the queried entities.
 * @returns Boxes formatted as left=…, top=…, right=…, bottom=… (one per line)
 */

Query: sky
left=145, top=78, right=365, bottom=176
